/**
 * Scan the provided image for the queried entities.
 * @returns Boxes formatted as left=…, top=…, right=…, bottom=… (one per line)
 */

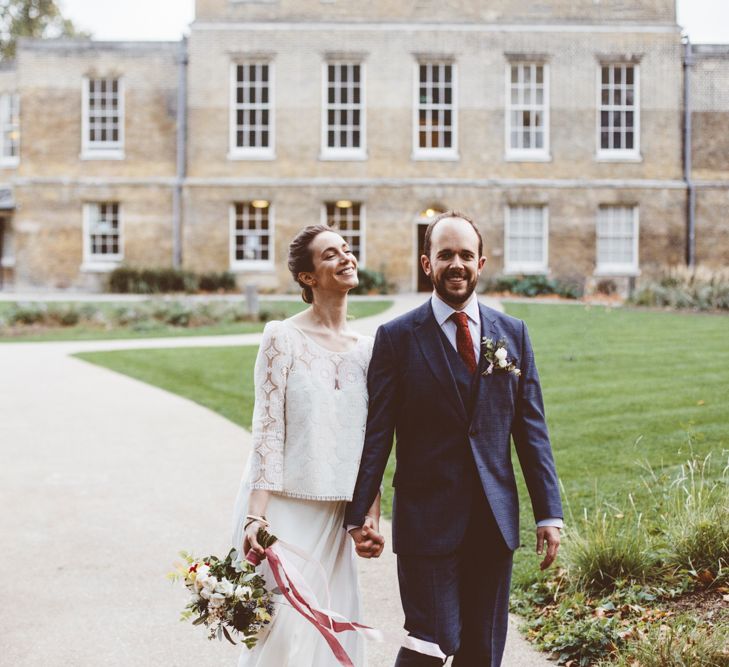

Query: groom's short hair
left=423, top=211, right=483, bottom=259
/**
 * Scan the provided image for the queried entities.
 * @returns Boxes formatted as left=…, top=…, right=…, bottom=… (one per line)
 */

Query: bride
left=231, top=224, right=384, bottom=666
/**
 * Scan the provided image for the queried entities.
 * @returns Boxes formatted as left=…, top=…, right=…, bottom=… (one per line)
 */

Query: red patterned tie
left=451, top=312, right=477, bottom=374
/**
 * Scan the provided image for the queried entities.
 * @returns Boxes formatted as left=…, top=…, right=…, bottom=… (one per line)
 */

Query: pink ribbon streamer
left=246, top=545, right=379, bottom=667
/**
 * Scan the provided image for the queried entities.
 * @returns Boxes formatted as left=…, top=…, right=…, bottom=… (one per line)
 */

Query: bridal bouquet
left=172, top=528, right=380, bottom=666
left=169, top=529, right=279, bottom=648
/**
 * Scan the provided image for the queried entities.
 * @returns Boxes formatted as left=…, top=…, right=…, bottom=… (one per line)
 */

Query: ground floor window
left=504, top=205, right=548, bottom=273
left=323, top=201, right=364, bottom=264
left=84, top=202, right=122, bottom=266
left=596, top=205, right=638, bottom=274
left=230, top=200, right=273, bottom=270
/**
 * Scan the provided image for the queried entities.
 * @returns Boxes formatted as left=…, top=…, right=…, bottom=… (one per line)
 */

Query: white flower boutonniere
left=481, top=337, right=521, bottom=377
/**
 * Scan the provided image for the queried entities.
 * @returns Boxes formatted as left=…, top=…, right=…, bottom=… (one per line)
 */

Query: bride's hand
left=243, top=520, right=266, bottom=557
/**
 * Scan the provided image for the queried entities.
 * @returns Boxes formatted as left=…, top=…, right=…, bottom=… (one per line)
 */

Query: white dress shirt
left=430, top=290, right=482, bottom=363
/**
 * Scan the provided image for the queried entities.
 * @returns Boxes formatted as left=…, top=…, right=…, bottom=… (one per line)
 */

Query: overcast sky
left=59, top=0, right=729, bottom=43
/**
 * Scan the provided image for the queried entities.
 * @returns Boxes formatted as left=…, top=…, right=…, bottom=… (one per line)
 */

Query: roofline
left=691, top=43, right=729, bottom=57
left=17, top=38, right=181, bottom=53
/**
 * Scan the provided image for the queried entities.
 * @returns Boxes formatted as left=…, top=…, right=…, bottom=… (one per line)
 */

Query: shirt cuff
left=537, top=518, right=563, bottom=529
left=345, top=524, right=361, bottom=533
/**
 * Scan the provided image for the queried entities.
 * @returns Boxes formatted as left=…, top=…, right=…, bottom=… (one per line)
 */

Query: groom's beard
left=431, top=268, right=478, bottom=306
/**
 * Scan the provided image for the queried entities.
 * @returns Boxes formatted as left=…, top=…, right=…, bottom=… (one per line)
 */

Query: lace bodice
left=246, top=319, right=374, bottom=501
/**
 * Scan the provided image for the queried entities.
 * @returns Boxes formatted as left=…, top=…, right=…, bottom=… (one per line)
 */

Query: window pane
left=86, top=78, right=121, bottom=148
left=507, top=206, right=545, bottom=266
left=88, top=202, right=121, bottom=258
left=507, top=63, right=547, bottom=153
left=599, top=64, right=638, bottom=153
left=324, top=202, right=363, bottom=261
left=597, top=207, right=636, bottom=268
left=232, top=202, right=271, bottom=263
left=234, top=62, right=272, bottom=150
left=325, top=61, right=364, bottom=150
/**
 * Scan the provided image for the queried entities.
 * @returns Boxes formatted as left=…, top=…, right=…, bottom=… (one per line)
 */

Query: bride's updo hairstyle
left=288, top=224, right=331, bottom=304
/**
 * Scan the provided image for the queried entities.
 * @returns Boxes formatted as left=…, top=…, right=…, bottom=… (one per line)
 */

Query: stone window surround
left=504, top=57, right=551, bottom=163
left=320, top=55, right=367, bottom=161
left=229, top=201, right=275, bottom=272
left=0, top=92, right=19, bottom=167
left=412, top=56, right=459, bottom=161
left=503, top=204, right=549, bottom=275
left=595, top=204, right=640, bottom=276
left=228, top=56, right=276, bottom=161
left=595, top=57, right=642, bottom=162
left=321, top=201, right=366, bottom=267
left=81, top=202, right=123, bottom=272
left=81, top=76, right=125, bottom=161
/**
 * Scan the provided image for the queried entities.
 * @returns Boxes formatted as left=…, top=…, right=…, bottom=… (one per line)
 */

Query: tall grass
left=565, top=499, right=658, bottom=593
left=599, top=616, right=729, bottom=667
left=631, top=266, right=729, bottom=311
left=661, top=453, right=729, bottom=582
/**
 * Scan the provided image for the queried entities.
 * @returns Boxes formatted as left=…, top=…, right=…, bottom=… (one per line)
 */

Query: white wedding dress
left=231, top=320, right=374, bottom=667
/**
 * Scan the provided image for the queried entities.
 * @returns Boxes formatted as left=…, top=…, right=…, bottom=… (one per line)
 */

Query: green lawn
left=76, top=303, right=729, bottom=583
left=505, top=303, right=729, bottom=584
left=0, top=300, right=392, bottom=342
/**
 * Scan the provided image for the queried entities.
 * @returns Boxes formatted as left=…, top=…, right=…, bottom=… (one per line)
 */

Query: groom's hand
left=536, top=526, right=561, bottom=570
left=349, top=516, right=385, bottom=559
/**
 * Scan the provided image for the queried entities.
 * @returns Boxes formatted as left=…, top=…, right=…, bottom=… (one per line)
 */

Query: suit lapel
left=414, top=302, right=469, bottom=422
left=474, top=303, right=500, bottom=409
left=477, top=304, right=498, bottom=374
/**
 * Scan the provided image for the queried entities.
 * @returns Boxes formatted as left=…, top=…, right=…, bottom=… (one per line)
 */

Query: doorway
left=415, top=206, right=446, bottom=292
left=416, top=222, right=430, bottom=292
left=0, top=218, right=4, bottom=289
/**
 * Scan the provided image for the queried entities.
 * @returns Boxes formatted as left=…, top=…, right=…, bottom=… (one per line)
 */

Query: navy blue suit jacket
left=344, top=300, right=563, bottom=555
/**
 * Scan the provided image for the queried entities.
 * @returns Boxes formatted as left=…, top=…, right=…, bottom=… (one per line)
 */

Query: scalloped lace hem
left=249, top=484, right=353, bottom=502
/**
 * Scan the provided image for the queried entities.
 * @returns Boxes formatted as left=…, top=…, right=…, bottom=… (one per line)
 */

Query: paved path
left=0, top=294, right=551, bottom=666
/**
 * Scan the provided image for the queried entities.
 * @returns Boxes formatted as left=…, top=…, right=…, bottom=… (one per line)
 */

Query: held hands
left=536, top=526, right=561, bottom=570
left=349, top=515, right=385, bottom=559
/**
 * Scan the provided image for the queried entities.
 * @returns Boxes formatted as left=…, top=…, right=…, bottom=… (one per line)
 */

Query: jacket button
left=469, top=429, right=478, bottom=437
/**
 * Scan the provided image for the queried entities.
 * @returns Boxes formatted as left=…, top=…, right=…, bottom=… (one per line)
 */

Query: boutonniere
left=481, top=337, right=521, bottom=377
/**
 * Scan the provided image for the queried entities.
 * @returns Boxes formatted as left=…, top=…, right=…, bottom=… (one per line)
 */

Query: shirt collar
left=431, top=291, right=481, bottom=327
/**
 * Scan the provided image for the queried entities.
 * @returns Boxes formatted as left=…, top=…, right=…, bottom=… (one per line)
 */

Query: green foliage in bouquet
left=168, top=529, right=278, bottom=649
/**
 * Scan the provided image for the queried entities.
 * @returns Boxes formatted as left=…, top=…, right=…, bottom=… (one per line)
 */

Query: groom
left=345, top=212, right=563, bottom=666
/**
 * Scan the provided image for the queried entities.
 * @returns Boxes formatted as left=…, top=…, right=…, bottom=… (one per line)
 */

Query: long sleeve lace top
left=246, top=319, right=374, bottom=501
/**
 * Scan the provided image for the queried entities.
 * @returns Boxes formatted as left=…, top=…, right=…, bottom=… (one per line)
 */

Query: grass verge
left=1, top=300, right=392, bottom=342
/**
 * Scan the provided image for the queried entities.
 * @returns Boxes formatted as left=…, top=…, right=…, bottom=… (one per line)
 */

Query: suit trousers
left=394, top=486, right=514, bottom=667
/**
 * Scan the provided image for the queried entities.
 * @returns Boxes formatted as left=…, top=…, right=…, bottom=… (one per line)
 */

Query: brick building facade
left=0, top=0, right=726, bottom=292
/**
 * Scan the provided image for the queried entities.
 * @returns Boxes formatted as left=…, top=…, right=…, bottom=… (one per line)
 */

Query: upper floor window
left=504, top=205, right=548, bottom=274
left=230, top=62, right=274, bottom=159
left=83, top=202, right=122, bottom=269
left=506, top=63, right=549, bottom=160
left=82, top=77, right=124, bottom=159
left=324, top=201, right=364, bottom=264
left=598, top=64, right=639, bottom=159
left=0, top=93, right=19, bottom=166
left=413, top=61, right=457, bottom=160
left=321, top=62, right=366, bottom=160
left=230, top=201, right=274, bottom=269
left=596, top=205, right=639, bottom=274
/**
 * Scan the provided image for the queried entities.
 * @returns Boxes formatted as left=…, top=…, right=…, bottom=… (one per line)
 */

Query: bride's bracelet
left=244, top=514, right=269, bottom=531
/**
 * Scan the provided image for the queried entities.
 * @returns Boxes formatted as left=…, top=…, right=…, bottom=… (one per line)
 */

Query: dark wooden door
left=0, top=218, right=4, bottom=289
left=417, top=223, right=430, bottom=292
